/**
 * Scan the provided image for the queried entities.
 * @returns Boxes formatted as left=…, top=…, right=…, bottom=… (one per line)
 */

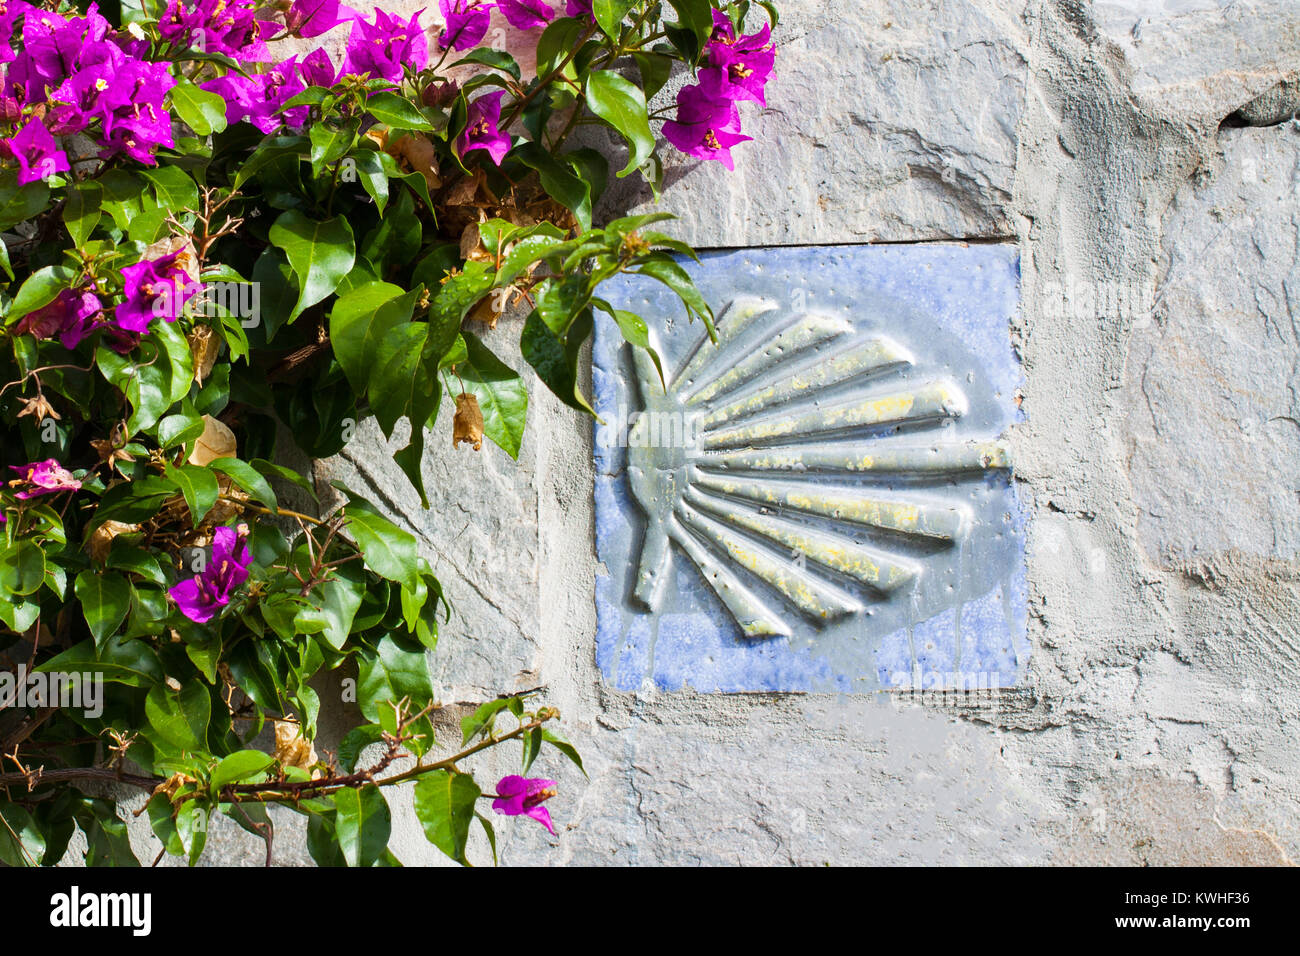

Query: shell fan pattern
left=625, top=295, right=1012, bottom=640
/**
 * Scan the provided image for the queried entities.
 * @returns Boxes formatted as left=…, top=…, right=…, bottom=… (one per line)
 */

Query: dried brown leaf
left=86, top=519, right=139, bottom=564
left=453, top=392, right=484, bottom=451
left=189, top=415, right=236, bottom=466
left=273, top=719, right=320, bottom=774
left=188, top=324, right=219, bottom=385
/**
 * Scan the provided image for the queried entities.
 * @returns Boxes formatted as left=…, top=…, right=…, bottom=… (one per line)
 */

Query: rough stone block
left=1126, top=123, right=1300, bottom=565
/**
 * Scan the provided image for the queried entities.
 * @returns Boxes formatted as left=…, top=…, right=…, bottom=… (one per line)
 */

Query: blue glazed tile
left=592, top=244, right=1027, bottom=693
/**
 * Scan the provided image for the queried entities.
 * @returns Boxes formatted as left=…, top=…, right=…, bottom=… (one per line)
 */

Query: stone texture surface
left=317, top=330, right=547, bottom=703
left=597, top=0, right=1030, bottom=246
left=1126, top=124, right=1300, bottom=565
left=103, top=0, right=1300, bottom=866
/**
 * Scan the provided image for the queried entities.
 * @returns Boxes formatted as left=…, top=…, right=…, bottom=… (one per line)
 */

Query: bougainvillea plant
left=0, top=0, right=775, bottom=866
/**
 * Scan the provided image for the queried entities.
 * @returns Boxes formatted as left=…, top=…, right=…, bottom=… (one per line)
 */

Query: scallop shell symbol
left=624, top=295, right=1010, bottom=639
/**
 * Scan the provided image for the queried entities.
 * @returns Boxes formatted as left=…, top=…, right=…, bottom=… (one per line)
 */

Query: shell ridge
left=684, top=484, right=922, bottom=595
left=682, top=312, right=853, bottom=409
left=667, top=514, right=792, bottom=638
left=701, top=378, right=970, bottom=449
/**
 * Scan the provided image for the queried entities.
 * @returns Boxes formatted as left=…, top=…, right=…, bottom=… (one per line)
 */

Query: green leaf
left=536, top=16, right=587, bottom=76
left=106, top=547, right=166, bottom=586
left=268, top=210, right=356, bottom=321
left=0, top=539, right=45, bottom=596
left=632, top=51, right=674, bottom=99
left=353, top=149, right=389, bottom=215
left=664, top=0, right=713, bottom=61
left=330, top=281, right=404, bottom=390
left=512, top=142, right=592, bottom=231
left=368, top=320, right=442, bottom=441
left=476, top=812, right=498, bottom=865
left=306, top=812, right=347, bottom=867
left=63, top=182, right=102, bottom=246
left=6, top=264, right=75, bottom=323
left=461, top=697, right=513, bottom=745
left=211, top=750, right=275, bottom=791
left=635, top=254, right=713, bottom=326
left=145, top=681, right=211, bottom=752
left=251, top=459, right=318, bottom=502
left=234, top=135, right=309, bottom=189
left=412, top=770, right=480, bottom=865
left=37, top=637, right=163, bottom=688
left=208, top=457, right=278, bottom=512
left=521, top=725, right=543, bottom=771
left=79, top=799, right=139, bottom=867
left=356, top=635, right=435, bottom=755
left=598, top=302, right=664, bottom=387
left=281, top=86, right=331, bottom=111
left=334, top=784, right=391, bottom=867
left=344, top=501, right=418, bottom=591
left=97, top=345, right=172, bottom=433
left=366, top=317, right=443, bottom=506
left=429, top=261, right=494, bottom=356
left=338, top=724, right=385, bottom=773
left=359, top=190, right=421, bottom=267
left=74, top=570, right=131, bottom=649
left=0, top=174, right=48, bottom=233
left=163, top=463, right=221, bottom=525
left=309, top=120, right=358, bottom=176
left=140, top=164, right=200, bottom=214
left=154, top=318, right=196, bottom=403
left=543, top=728, right=587, bottom=776
left=156, top=409, right=206, bottom=449
left=0, top=801, right=45, bottom=866
left=365, top=91, right=436, bottom=131
left=521, top=297, right=595, bottom=413
left=458, top=331, right=528, bottom=459
left=593, top=0, right=637, bottom=38
left=585, top=70, right=654, bottom=178
left=296, top=572, right=365, bottom=650
left=451, top=49, right=522, bottom=81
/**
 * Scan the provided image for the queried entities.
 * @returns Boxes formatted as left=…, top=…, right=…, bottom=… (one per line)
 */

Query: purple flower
left=492, top=775, right=558, bottom=835
left=438, top=0, right=491, bottom=51
left=96, top=59, right=176, bottom=166
left=201, top=72, right=261, bottom=128
left=661, top=84, right=750, bottom=170
left=697, top=9, right=774, bottom=107
left=0, top=1, right=33, bottom=67
left=286, top=0, right=357, bottom=38
left=1, top=118, right=69, bottom=184
left=6, top=5, right=115, bottom=103
left=45, top=58, right=121, bottom=136
left=158, top=0, right=269, bottom=64
left=457, top=89, right=510, bottom=165
left=564, top=0, right=593, bottom=21
left=100, top=326, right=144, bottom=355
left=14, top=289, right=103, bottom=349
left=202, top=57, right=308, bottom=132
left=298, top=47, right=339, bottom=88
left=342, top=8, right=429, bottom=84
left=116, top=250, right=199, bottom=333
left=8, top=459, right=81, bottom=499
left=169, top=525, right=253, bottom=623
left=498, top=0, right=553, bottom=31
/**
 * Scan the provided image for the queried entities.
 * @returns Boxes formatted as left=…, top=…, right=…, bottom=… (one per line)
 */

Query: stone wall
left=140, top=0, right=1300, bottom=865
